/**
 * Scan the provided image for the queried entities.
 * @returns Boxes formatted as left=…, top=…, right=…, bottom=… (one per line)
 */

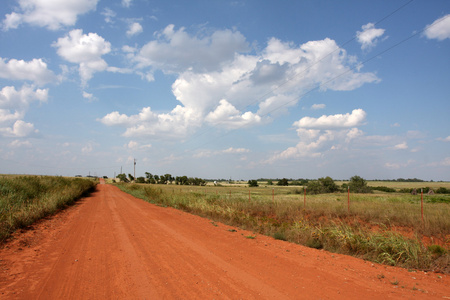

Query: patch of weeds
left=228, top=229, right=237, bottom=232
left=412, top=285, right=418, bottom=291
left=273, top=231, right=287, bottom=241
left=245, top=235, right=256, bottom=239
left=306, top=238, right=323, bottom=249
left=210, top=221, right=218, bottom=227
left=390, top=278, right=399, bottom=286
left=428, top=244, right=447, bottom=258
left=377, top=274, right=385, bottom=280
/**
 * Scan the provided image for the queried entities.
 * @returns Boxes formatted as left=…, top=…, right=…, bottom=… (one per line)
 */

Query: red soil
left=0, top=181, right=449, bottom=299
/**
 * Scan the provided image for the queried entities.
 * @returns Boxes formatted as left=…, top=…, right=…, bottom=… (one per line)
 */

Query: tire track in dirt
left=0, top=181, right=449, bottom=299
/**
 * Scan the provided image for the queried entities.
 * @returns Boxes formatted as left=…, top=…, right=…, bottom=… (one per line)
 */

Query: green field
left=0, top=175, right=97, bottom=242
left=116, top=181, right=450, bottom=273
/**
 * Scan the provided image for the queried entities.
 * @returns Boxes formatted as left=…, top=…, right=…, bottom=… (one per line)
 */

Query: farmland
left=115, top=180, right=450, bottom=273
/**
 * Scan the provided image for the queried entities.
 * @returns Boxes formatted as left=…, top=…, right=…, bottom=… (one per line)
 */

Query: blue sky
left=1, top=0, right=449, bottom=181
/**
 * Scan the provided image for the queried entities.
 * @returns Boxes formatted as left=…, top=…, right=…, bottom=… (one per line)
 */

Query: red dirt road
left=1, top=182, right=449, bottom=299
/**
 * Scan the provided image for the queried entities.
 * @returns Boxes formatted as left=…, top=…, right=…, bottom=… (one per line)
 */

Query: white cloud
left=437, top=136, right=450, bottom=142
left=134, top=24, right=249, bottom=72
left=8, top=139, right=32, bottom=148
left=82, top=91, right=97, bottom=102
left=311, top=104, right=325, bottom=110
left=126, top=140, right=138, bottom=149
left=294, top=109, right=366, bottom=129
left=394, top=142, right=408, bottom=150
left=0, top=85, right=48, bottom=121
left=104, top=27, right=379, bottom=139
left=101, top=8, right=116, bottom=24
left=122, top=0, right=133, bottom=8
left=81, top=143, right=93, bottom=154
left=2, top=0, right=99, bottom=31
left=53, top=29, right=111, bottom=85
left=205, top=99, right=262, bottom=129
left=127, top=22, right=143, bottom=37
left=0, top=85, right=47, bottom=137
left=356, top=23, right=385, bottom=50
left=0, top=58, right=56, bottom=85
left=100, top=105, right=202, bottom=139
left=222, top=147, right=250, bottom=154
left=424, top=14, right=450, bottom=41
left=0, top=120, right=38, bottom=137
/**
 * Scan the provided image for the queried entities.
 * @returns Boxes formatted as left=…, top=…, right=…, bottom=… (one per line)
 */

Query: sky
left=0, top=0, right=449, bottom=181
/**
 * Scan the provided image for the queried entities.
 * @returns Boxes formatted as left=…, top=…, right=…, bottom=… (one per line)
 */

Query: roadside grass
left=115, top=183, right=450, bottom=273
left=0, top=175, right=97, bottom=243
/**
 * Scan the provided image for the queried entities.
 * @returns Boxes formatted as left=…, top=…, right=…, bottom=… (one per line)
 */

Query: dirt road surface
left=1, top=181, right=449, bottom=299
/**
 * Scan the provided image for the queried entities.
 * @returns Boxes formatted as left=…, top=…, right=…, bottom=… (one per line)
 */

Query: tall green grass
left=0, top=175, right=96, bottom=242
left=116, top=183, right=449, bottom=273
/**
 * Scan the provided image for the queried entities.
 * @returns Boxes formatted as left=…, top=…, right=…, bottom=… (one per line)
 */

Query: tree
left=307, top=177, right=339, bottom=194
left=348, top=175, right=372, bottom=193
left=248, top=180, right=258, bottom=187
left=267, top=179, right=273, bottom=185
left=135, top=177, right=145, bottom=183
left=117, top=173, right=128, bottom=183
left=277, top=178, right=289, bottom=186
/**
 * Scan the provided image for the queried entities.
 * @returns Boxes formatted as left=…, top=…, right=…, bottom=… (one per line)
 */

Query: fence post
left=272, top=188, right=274, bottom=203
left=421, top=188, right=424, bottom=223
left=249, top=190, right=251, bottom=202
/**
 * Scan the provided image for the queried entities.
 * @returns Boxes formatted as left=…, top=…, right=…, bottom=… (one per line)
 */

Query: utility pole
left=134, top=158, right=136, bottom=180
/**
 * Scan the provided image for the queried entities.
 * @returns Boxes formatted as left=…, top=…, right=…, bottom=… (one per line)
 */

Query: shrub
left=277, top=178, right=289, bottom=186
left=307, top=177, right=339, bottom=194
left=248, top=180, right=258, bottom=187
left=348, top=175, right=372, bottom=193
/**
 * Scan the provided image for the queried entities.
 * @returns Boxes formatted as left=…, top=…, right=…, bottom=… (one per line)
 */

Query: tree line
left=115, top=173, right=206, bottom=186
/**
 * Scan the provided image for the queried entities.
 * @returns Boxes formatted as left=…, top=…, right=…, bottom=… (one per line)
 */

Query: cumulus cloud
left=265, top=109, right=367, bottom=163
left=205, top=99, right=262, bottom=129
left=99, top=105, right=202, bottom=139
left=356, top=23, right=385, bottom=50
left=0, top=85, right=47, bottom=137
left=0, top=120, right=38, bottom=137
left=394, top=142, right=408, bottom=150
left=0, top=58, right=56, bottom=85
left=102, top=26, right=379, bottom=138
left=53, top=29, right=111, bottom=85
left=0, top=85, right=48, bottom=120
left=134, top=24, right=249, bottom=72
left=424, top=14, right=450, bottom=41
left=293, top=109, right=366, bottom=129
left=2, top=0, right=99, bottom=31
left=127, top=22, right=143, bottom=37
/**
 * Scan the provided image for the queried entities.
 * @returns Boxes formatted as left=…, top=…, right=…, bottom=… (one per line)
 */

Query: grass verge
left=0, top=175, right=97, bottom=243
left=115, top=183, right=449, bottom=273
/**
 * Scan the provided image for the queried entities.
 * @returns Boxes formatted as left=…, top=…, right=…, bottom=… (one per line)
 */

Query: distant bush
left=348, top=175, right=372, bottom=193
left=371, top=186, right=396, bottom=193
left=436, top=187, right=450, bottom=194
left=248, top=180, right=259, bottom=187
left=307, top=177, right=339, bottom=194
left=277, top=178, right=289, bottom=186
